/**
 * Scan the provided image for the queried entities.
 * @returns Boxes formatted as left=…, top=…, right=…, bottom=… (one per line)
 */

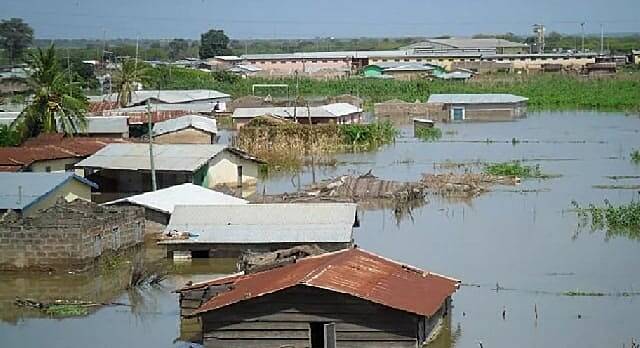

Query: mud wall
left=0, top=201, right=145, bottom=271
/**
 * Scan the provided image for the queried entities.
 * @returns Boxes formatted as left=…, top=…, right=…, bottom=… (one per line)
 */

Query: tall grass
left=146, top=67, right=640, bottom=111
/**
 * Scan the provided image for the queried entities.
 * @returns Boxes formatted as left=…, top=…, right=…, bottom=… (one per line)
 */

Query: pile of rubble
left=308, top=171, right=426, bottom=201
left=237, top=245, right=326, bottom=273
left=421, top=173, right=520, bottom=197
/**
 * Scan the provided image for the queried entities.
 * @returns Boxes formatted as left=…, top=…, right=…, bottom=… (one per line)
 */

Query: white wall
left=206, top=151, right=259, bottom=186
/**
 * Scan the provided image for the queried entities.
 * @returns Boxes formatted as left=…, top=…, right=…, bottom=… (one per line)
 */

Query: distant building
left=104, top=183, right=247, bottom=230
left=632, top=50, right=640, bottom=65
left=427, top=94, right=528, bottom=122
left=177, top=247, right=460, bottom=348
left=159, top=203, right=358, bottom=258
left=153, top=115, right=218, bottom=144
left=232, top=103, right=363, bottom=128
left=404, top=38, right=529, bottom=54
left=0, top=134, right=128, bottom=173
left=75, top=144, right=265, bottom=200
left=0, top=172, right=97, bottom=216
left=583, top=62, right=617, bottom=76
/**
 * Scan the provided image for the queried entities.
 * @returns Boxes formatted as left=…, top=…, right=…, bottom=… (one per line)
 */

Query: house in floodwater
left=104, top=183, right=248, bottom=234
left=0, top=172, right=97, bottom=217
left=232, top=103, right=363, bottom=129
left=152, top=115, right=218, bottom=144
left=75, top=143, right=264, bottom=201
left=177, top=247, right=460, bottom=348
left=426, top=93, right=528, bottom=122
left=159, top=203, right=358, bottom=258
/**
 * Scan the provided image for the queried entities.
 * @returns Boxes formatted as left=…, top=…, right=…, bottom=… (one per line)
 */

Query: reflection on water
left=1, top=111, right=640, bottom=348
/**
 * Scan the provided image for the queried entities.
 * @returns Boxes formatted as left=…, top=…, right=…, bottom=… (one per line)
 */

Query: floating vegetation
left=14, top=298, right=129, bottom=318
left=484, top=161, right=554, bottom=179
left=592, top=184, right=640, bottom=190
left=340, top=121, right=398, bottom=148
left=562, top=290, right=605, bottom=297
left=631, top=149, right=640, bottom=164
left=44, top=304, right=89, bottom=317
left=605, top=175, right=640, bottom=180
left=415, top=127, right=443, bottom=142
left=572, top=200, right=640, bottom=240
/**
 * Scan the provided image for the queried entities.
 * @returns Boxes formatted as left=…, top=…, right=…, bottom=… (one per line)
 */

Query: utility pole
left=147, top=100, right=157, bottom=191
left=600, top=24, right=604, bottom=54
left=580, top=22, right=585, bottom=52
left=293, top=70, right=299, bottom=122
left=66, top=49, right=73, bottom=97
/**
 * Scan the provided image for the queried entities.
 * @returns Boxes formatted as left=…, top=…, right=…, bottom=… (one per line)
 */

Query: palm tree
left=113, top=58, right=149, bottom=107
left=15, top=45, right=87, bottom=138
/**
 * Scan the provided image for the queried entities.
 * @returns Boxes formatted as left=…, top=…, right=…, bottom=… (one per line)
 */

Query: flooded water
left=2, top=111, right=640, bottom=347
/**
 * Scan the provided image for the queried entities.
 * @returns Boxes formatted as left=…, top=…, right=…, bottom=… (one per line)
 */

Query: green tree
left=15, top=45, right=88, bottom=138
left=199, top=29, right=231, bottom=59
left=0, top=124, right=21, bottom=146
left=113, top=58, right=149, bottom=107
left=0, top=18, right=34, bottom=64
left=168, top=38, right=189, bottom=60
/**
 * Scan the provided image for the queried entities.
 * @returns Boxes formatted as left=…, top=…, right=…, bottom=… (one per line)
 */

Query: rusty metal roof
left=0, top=134, right=129, bottom=172
left=190, top=248, right=460, bottom=317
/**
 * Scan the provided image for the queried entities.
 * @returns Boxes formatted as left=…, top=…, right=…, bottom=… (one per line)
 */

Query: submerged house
left=0, top=172, right=97, bottom=216
left=75, top=143, right=264, bottom=200
left=104, top=183, right=247, bottom=232
left=177, top=247, right=460, bottom=348
left=426, top=93, right=528, bottom=122
left=232, top=103, right=363, bottom=128
left=153, top=115, right=218, bottom=144
left=159, top=203, right=358, bottom=258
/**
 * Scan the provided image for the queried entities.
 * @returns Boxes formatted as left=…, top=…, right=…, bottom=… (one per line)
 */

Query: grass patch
left=572, top=200, right=640, bottom=240
left=631, top=149, right=640, bottom=164
left=340, top=121, right=397, bottom=148
left=484, top=161, right=551, bottom=178
left=562, top=290, right=605, bottom=297
left=415, top=127, right=442, bottom=142
left=43, top=304, right=89, bottom=317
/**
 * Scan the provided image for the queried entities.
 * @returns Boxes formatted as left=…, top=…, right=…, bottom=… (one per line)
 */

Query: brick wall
left=0, top=200, right=145, bottom=271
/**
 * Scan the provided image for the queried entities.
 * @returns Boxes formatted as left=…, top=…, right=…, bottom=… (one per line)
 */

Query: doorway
left=309, top=322, right=336, bottom=348
left=451, top=107, right=465, bottom=121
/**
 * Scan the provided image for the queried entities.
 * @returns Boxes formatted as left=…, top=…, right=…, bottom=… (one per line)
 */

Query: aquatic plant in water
left=415, top=127, right=442, bottom=142
left=44, top=304, right=89, bottom=317
left=484, top=161, right=546, bottom=178
left=631, top=149, right=640, bottom=164
left=572, top=200, right=640, bottom=240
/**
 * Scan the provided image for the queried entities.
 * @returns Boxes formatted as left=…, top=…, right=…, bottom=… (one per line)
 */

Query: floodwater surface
left=1, top=111, right=639, bottom=347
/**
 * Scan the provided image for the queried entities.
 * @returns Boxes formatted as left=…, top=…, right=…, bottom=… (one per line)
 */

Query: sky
left=1, top=0, right=639, bottom=40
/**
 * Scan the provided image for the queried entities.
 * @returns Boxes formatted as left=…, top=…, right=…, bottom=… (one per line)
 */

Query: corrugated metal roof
left=233, top=103, right=361, bottom=119
left=109, top=102, right=222, bottom=115
left=153, top=115, right=217, bottom=137
left=0, top=172, right=97, bottom=211
left=379, top=62, right=437, bottom=72
left=160, top=203, right=357, bottom=244
left=0, top=112, right=20, bottom=126
left=57, top=116, right=129, bottom=135
left=411, top=38, right=528, bottom=49
left=90, top=90, right=230, bottom=107
left=187, top=248, right=459, bottom=317
left=427, top=94, right=528, bottom=104
left=104, top=183, right=247, bottom=214
left=75, top=143, right=227, bottom=172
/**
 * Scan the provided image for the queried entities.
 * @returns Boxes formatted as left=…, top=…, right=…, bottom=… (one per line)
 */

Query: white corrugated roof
left=91, top=90, right=230, bottom=107
left=410, top=38, right=528, bottom=49
left=0, top=112, right=20, bottom=126
left=153, top=115, right=217, bottom=136
left=161, top=203, right=357, bottom=244
left=58, top=116, right=129, bottom=134
left=232, top=103, right=361, bottom=119
left=427, top=94, right=528, bottom=104
left=104, top=183, right=247, bottom=214
left=75, top=143, right=227, bottom=172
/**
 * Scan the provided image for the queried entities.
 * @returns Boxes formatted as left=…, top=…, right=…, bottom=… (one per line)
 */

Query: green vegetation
left=572, top=200, right=640, bottom=240
left=0, top=17, right=34, bottom=64
left=562, top=290, right=605, bottom=297
left=0, top=124, right=21, bottom=146
left=484, top=161, right=547, bottom=178
left=415, top=127, right=442, bottom=142
left=340, top=121, right=397, bottom=147
left=113, top=58, right=150, bottom=107
left=144, top=68, right=640, bottom=111
left=199, top=29, right=231, bottom=59
left=44, top=304, right=89, bottom=317
left=631, top=149, right=640, bottom=164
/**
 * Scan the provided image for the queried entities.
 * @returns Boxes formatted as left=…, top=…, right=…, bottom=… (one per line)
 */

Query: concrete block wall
left=0, top=201, right=145, bottom=271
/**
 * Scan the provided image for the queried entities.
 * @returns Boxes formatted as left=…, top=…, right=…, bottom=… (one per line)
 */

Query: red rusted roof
left=190, top=248, right=460, bottom=317
left=0, top=134, right=130, bottom=172
left=126, top=110, right=191, bottom=125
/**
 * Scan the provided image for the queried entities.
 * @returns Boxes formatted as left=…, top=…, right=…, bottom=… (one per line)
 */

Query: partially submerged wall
left=0, top=200, right=145, bottom=271
left=374, top=101, right=448, bottom=122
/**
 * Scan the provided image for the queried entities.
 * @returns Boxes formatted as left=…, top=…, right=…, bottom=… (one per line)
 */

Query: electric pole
left=600, top=24, right=604, bottom=54
left=147, top=100, right=157, bottom=191
left=580, top=22, right=585, bottom=52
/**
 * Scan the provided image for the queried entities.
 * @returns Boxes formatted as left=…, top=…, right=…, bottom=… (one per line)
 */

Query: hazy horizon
left=2, top=0, right=640, bottom=40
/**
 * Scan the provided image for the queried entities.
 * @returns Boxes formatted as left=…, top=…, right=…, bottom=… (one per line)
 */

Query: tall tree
left=113, top=58, right=149, bottom=107
left=199, top=29, right=231, bottom=59
left=15, top=45, right=88, bottom=138
left=0, top=18, right=34, bottom=64
left=168, top=38, right=189, bottom=60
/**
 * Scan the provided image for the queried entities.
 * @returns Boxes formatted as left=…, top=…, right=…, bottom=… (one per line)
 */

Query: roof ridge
left=300, top=248, right=352, bottom=284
